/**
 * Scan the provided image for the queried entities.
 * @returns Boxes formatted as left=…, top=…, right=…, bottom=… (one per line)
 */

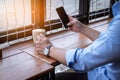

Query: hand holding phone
left=56, top=7, right=70, bottom=28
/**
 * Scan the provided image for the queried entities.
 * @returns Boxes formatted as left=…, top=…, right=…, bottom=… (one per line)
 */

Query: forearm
left=67, top=16, right=100, bottom=41
left=48, top=25, right=100, bottom=65
left=49, top=46, right=67, bottom=65
left=79, top=24, right=100, bottom=41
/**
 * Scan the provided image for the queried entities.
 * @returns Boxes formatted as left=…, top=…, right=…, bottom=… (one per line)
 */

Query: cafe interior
left=0, top=0, right=119, bottom=80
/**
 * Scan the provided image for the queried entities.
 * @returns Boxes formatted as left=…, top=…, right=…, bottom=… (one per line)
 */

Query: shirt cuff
left=65, top=48, right=79, bottom=68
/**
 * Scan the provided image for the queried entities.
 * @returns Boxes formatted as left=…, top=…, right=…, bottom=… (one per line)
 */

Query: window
left=0, top=0, right=33, bottom=45
left=46, top=0, right=79, bottom=21
left=0, top=0, right=32, bottom=31
left=0, top=0, right=118, bottom=46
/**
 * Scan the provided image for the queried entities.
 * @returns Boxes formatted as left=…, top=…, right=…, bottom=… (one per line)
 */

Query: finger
left=39, top=33, right=45, bottom=38
left=67, top=22, right=72, bottom=26
left=67, top=20, right=75, bottom=27
left=37, top=35, right=45, bottom=42
left=67, top=15, right=73, bottom=21
left=36, top=34, right=44, bottom=41
left=39, top=34, right=48, bottom=41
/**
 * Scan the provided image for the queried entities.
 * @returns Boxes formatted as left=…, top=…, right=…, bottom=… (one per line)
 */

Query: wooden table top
left=22, top=30, right=92, bottom=66
left=0, top=30, right=91, bottom=67
left=0, top=52, right=53, bottom=80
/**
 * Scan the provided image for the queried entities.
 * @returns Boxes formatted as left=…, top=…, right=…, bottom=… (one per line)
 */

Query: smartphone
left=56, top=7, right=70, bottom=28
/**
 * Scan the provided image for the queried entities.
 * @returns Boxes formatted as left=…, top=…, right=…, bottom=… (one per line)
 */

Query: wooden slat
left=0, top=25, right=33, bottom=36
left=0, top=25, right=33, bottom=44
left=0, top=32, right=31, bottom=44
left=2, top=45, right=22, bottom=58
left=90, top=12, right=109, bottom=20
left=35, top=0, right=45, bottom=28
left=31, top=0, right=35, bottom=24
left=11, top=40, right=34, bottom=50
left=0, top=36, right=7, bottom=44
left=45, top=22, right=62, bottom=31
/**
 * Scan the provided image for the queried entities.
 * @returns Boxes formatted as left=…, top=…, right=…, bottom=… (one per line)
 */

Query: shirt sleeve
left=112, top=1, right=120, bottom=16
left=65, top=32, right=120, bottom=72
left=107, top=14, right=120, bottom=44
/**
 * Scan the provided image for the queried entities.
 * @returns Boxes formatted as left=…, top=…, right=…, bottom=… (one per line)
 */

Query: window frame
left=0, top=0, right=117, bottom=44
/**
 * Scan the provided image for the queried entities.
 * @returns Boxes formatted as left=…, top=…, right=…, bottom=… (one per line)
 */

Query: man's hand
left=35, top=34, right=52, bottom=54
left=67, top=15, right=100, bottom=41
left=67, top=15, right=85, bottom=32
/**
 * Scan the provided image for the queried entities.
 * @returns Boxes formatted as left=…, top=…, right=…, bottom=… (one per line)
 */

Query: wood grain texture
left=2, top=45, right=22, bottom=58
left=22, top=46, right=58, bottom=66
left=0, top=52, right=53, bottom=80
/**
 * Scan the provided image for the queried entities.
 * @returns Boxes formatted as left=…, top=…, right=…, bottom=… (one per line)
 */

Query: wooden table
left=0, top=30, right=92, bottom=80
left=22, top=30, right=92, bottom=66
left=0, top=51, right=54, bottom=80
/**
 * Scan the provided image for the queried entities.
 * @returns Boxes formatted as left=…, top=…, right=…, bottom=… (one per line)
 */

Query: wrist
left=48, top=45, right=54, bottom=57
left=43, top=44, right=53, bottom=56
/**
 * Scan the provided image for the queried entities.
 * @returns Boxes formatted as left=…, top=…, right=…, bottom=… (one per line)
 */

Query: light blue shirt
left=65, top=1, right=120, bottom=80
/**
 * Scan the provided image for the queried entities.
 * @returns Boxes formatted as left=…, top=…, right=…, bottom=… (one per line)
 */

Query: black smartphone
left=56, top=7, right=70, bottom=28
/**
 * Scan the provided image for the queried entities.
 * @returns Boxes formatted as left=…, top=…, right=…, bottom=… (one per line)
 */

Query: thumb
left=67, top=22, right=72, bottom=27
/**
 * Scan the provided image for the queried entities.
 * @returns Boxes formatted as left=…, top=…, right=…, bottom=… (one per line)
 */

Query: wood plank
left=2, top=45, right=22, bottom=58
left=35, top=0, right=45, bottom=28
left=22, top=46, right=58, bottom=66
left=11, top=40, right=34, bottom=50
left=0, top=25, right=33, bottom=44
left=51, top=32, right=92, bottom=48
left=1, top=40, right=34, bottom=59
left=0, top=52, right=53, bottom=80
